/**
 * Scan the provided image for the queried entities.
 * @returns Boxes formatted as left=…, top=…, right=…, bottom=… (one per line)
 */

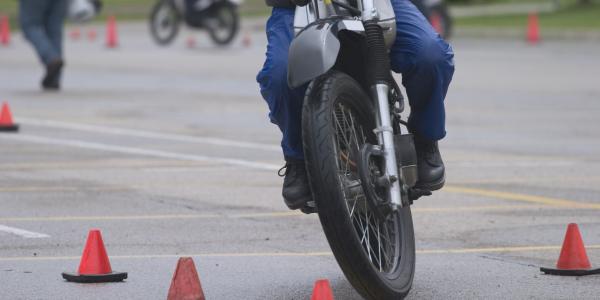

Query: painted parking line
left=1, top=245, right=600, bottom=262
left=1, top=134, right=280, bottom=171
left=445, top=186, right=600, bottom=209
left=0, top=159, right=209, bottom=171
left=0, top=225, right=50, bottom=239
left=0, top=205, right=556, bottom=223
left=3, top=134, right=599, bottom=211
left=19, top=118, right=280, bottom=152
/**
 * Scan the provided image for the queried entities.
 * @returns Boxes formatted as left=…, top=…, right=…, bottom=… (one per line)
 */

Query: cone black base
left=540, top=267, right=600, bottom=276
left=0, top=124, right=19, bottom=132
left=62, top=271, right=127, bottom=283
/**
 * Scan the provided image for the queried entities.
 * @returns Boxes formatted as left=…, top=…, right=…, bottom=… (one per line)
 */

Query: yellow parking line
left=445, top=186, right=600, bottom=209
left=413, top=204, right=544, bottom=213
left=0, top=205, right=554, bottom=223
left=2, top=245, right=599, bottom=261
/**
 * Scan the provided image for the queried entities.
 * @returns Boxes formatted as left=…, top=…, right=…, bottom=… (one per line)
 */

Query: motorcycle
left=289, top=0, right=432, bottom=298
left=411, top=0, right=452, bottom=39
left=149, top=0, right=240, bottom=46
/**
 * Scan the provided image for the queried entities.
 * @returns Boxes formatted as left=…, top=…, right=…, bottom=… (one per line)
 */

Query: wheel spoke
left=332, top=100, right=398, bottom=274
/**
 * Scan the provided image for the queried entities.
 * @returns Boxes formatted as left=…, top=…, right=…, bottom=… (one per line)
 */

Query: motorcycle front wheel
left=149, top=0, right=181, bottom=46
left=206, top=2, right=239, bottom=46
left=302, top=71, right=416, bottom=300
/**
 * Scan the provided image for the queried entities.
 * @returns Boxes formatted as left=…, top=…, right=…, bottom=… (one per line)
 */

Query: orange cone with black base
left=167, top=257, right=205, bottom=300
left=1, top=15, right=10, bottom=46
left=311, top=279, right=334, bottom=300
left=527, top=13, right=540, bottom=45
left=540, top=223, right=600, bottom=276
left=62, top=229, right=127, bottom=283
left=0, top=102, right=19, bottom=132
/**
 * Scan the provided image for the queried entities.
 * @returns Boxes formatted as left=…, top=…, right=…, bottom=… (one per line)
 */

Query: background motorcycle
left=289, top=0, right=430, bottom=298
left=150, top=0, right=240, bottom=46
left=411, top=0, right=452, bottom=39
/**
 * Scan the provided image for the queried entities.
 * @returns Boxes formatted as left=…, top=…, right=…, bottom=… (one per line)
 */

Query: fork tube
left=372, top=85, right=402, bottom=209
left=360, top=0, right=377, bottom=20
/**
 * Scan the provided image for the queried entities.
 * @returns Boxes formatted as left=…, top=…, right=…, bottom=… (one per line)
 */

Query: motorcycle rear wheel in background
left=302, top=71, right=416, bottom=300
left=150, top=0, right=181, bottom=45
left=206, top=2, right=239, bottom=46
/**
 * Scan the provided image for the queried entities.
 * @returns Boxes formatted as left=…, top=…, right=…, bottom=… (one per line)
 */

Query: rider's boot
left=414, top=135, right=445, bottom=191
left=278, top=160, right=315, bottom=213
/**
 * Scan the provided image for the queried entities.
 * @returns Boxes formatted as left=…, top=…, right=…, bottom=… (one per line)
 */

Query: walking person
left=19, top=0, right=68, bottom=90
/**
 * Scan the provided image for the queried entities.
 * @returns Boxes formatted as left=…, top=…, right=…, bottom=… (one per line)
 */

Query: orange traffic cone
left=1, top=15, right=10, bottom=46
left=0, top=102, right=19, bottom=132
left=106, top=15, right=118, bottom=48
left=69, top=28, right=81, bottom=40
left=311, top=279, right=334, bottom=300
left=62, top=229, right=127, bottom=283
left=527, top=13, right=540, bottom=45
left=540, top=223, right=600, bottom=276
left=242, top=32, right=251, bottom=48
left=429, top=13, right=443, bottom=36
left=187, top=36, right=196, bottom=49
left=87, top=28, right=97, bottom=42
left=167, top=257, right=206, bottom=300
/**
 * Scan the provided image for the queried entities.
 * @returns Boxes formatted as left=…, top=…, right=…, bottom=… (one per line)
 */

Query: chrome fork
left=371, top=84, right=403, bottom=209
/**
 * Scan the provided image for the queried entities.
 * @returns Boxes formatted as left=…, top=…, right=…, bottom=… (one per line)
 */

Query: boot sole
left=415, top=174, right=445, bottom=192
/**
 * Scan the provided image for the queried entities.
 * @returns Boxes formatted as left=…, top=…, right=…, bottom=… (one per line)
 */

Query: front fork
left=371, top=84, right=403, bottom=209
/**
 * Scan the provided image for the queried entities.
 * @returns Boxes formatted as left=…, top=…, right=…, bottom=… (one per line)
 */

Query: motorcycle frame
left=288, top=0, right=407, bottom=208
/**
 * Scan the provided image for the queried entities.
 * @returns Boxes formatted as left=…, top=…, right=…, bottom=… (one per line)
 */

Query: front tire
left=302, top=71, right=416, bottom=299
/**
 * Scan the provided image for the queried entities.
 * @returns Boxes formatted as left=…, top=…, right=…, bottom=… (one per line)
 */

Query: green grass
left=0, top=0, right=269, bottom=26
left=456, top=2, right=600, bottom=29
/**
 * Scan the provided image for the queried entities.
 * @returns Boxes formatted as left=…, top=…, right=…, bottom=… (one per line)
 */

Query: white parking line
left=0, top=225, right=50, bottom=238
left=19, top=118, right=281, bottom=152
left=2, top=134, right=280, bottom=171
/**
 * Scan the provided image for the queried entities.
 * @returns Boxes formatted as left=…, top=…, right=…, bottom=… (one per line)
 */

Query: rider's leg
left=389, top=0, right=455, bottom=190
left=256, top=8, right=311, bottom=210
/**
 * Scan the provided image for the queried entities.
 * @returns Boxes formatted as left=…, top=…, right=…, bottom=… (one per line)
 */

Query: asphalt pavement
left=1, top=21, right=600, bottom=299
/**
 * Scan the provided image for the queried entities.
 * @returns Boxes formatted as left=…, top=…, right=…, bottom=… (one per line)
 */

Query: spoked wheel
left=302, top=71, right=415, bottom=300
left=149, top=0, right=181, bottom=46
left=206, top=3, right=239, bottom=46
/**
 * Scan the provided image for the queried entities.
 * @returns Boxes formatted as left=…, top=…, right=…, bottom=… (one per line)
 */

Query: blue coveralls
left=257, top=0, right=455, bottom=161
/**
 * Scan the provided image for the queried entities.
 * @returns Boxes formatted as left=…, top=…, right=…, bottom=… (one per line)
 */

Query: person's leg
left=389, top=0, right=455, bottom=190
left=256, top=8, right=311, bottom=211
left=41, top=0, right=67, bottom=89
left=18, top=0, right=58, bottom=65
left=390, top=0, right=454, bottom=141
left=44, top=0, right=67, bottom=61
left=256, top=8, right=306, bottom=161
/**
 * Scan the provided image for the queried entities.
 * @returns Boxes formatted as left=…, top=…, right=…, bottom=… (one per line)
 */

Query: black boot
left=278, top=160, right=313, bottom=212
left=42, top=59, right=64, bottom=91
left=414, top=136, right=445, bottom=191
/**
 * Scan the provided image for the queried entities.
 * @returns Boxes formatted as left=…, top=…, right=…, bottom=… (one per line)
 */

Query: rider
left=257, top=0, right=454, bottom=212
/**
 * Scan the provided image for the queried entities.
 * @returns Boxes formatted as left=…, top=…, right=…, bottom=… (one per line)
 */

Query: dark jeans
left=257, top=0, right=455, bottom=160
left=19, top=0, right=67, bottom=65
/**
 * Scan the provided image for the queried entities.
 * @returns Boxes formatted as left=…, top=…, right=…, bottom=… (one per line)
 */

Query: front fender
left=287, top=19, right=364, bottom=89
